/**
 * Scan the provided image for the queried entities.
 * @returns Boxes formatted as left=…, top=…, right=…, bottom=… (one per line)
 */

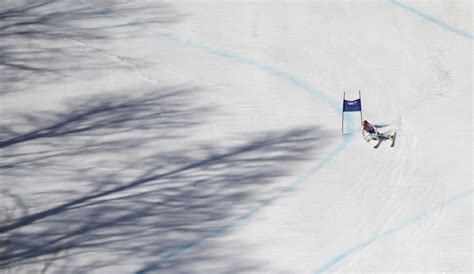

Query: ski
left=391, top=132, right=397, bottom=147
left=373, top=139, right=382, bottom=149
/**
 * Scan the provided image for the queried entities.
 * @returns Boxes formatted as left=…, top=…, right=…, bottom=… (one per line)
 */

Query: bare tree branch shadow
left=0, top=0, right=182, bottom=95
left=0, top=85, right=333, bottom=273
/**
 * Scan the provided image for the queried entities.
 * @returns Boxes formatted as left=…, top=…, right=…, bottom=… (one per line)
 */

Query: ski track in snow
left=313, top=1, right=473, bottom=272
left=61, top=0, right=472, bottom=273
left=64, top=0, right=354, bottom=272
left=30, top=25, right=216, bottom=88
left=313, top=188, right=473, bottom=273
left=70, top=37, right=218, bottom=87
left=71, top=39, right=159, bottom=84
left=28, top=25, right=159, bottom=84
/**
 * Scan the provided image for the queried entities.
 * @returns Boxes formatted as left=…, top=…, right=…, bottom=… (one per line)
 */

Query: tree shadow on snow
left=0, top=0, right=182, bottom=95
left=0, top=86, right=334, bottom=273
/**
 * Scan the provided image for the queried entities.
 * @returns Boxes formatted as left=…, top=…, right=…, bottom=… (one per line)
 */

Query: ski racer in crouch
left=362, top=120, right=396, bottom=148
left=362, top=120, right=378, bottom=141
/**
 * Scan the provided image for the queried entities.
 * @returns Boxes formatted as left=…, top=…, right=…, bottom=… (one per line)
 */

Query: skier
left=362, top=120, right=378, bottom=142
left=362, top=120, right=397, bottom=148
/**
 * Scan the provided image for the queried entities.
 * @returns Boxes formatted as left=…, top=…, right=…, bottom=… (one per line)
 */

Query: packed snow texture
left=0, top=0, right=472, bottom=273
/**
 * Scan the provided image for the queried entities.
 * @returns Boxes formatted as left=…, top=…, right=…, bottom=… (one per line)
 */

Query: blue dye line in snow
left=70, top=0, right=341, bottom=113
left=387, top=0, right=474, bottom=40
left=138, top=135, right=353, bottom=273
left=66, top=0, right=355, bottom=273
left=313, top=188, right=474, bottom=273
left=313, top=2, right=473, bottom=272
left=64, top=1, right=472, bottom=273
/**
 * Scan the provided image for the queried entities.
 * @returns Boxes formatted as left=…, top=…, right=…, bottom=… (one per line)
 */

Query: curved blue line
left=314, top=1, right=473, bottom=271
left=71, top=0, right=341, bottom=113
left=141, top=136, right=352, bottom=274
left=388, top=0, right=474, bottom=40
left=65, top=0, right=356, bottom=273
left=314, top=188, right=474, bottom=273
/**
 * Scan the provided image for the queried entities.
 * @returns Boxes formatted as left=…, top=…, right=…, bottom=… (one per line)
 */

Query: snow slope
left=0, top=0, right=472, bottom=273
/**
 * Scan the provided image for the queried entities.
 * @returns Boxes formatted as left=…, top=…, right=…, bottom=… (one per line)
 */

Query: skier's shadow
left=374, top=124, right=390, bottom=129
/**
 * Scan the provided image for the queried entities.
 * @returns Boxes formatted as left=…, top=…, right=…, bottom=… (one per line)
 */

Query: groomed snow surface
left=0, top=0, right=472, bottom=273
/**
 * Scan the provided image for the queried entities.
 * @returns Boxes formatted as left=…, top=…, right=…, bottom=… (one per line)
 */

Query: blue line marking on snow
left=387, top=0, right=474, bottom=40
left=312, top=2, right=473, bottom=272
left=313, top=188, right=474, bottom=273
left=139, top=136, right=353, bottom=273
left=70, top=0, right=341, bottom=112
left=64, top=0, right=473, bottom=273
left=66, top=0, right=355, bottom=273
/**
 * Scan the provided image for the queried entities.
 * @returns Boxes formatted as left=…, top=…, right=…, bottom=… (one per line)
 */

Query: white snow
left=0, top=0, right=472, bottom=273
